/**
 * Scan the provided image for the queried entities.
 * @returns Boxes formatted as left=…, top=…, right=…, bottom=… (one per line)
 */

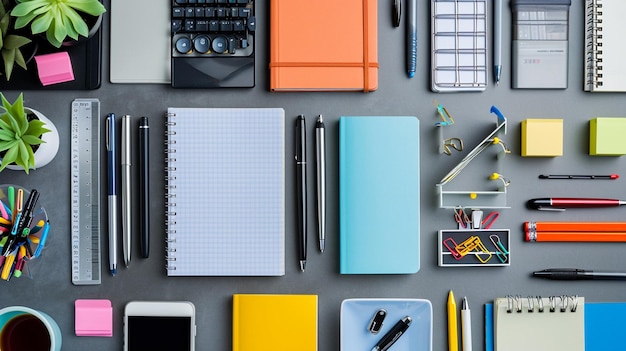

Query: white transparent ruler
left=71, top=99, right=102, bottom=285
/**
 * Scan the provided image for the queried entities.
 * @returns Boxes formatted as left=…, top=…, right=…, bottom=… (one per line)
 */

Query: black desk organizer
left=0, top=25, right=101, bottom=90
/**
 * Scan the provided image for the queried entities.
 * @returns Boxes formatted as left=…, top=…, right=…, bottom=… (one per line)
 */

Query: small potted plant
left=0, top=92, right=59, bottom=173
left=0, top=0, right=33, bottom=80
left=11, top=0, right=106, bottom=48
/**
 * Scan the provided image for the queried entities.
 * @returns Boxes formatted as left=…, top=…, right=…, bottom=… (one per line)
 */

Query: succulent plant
left=0, top=0, right=31, bottom=80
left=0, top=93, right=50, bottom=173
left=11, top=0, right=106, bottom=48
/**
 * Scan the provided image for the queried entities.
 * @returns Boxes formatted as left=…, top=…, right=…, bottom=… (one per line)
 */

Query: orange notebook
left=270, top=0, right=378, bottom=92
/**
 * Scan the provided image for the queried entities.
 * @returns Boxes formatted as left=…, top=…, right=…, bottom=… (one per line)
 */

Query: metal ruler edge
left=71, top=99, right=102, bottom=285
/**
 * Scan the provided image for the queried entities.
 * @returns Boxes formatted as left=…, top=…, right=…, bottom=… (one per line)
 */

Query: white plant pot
left=6, top=108, right=60, bottom=171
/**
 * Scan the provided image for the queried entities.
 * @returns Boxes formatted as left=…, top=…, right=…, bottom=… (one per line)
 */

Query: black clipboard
left=0, top=22, right=102, bottom=90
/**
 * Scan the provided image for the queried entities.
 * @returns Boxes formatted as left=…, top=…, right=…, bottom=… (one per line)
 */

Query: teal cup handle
left=0, top=306, right=62, bottom=351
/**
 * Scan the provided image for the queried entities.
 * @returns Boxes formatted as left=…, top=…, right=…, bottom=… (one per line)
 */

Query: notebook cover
left=232, top=294, right=318, bottom=351
left=339, top=116, right=420, bottom=274
left=269, top=0, right=378, bottom=92
left=585, top=302, right=626, bottom=351
left=165, top=108, right=285, bottom=276
left=110, top=0, right=170, bottom=83
left=493, top=297, right=584, bottom=351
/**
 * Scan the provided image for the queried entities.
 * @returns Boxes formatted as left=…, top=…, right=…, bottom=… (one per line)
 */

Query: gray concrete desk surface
left=2, top=1, right=626, bottom=350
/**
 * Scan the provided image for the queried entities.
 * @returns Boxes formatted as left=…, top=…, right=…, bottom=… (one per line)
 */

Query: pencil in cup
left=525, top=221, right=626, bottom=242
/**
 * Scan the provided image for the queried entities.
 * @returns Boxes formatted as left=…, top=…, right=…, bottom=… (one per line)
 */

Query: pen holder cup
left=0, top=185, right=50, bottom=281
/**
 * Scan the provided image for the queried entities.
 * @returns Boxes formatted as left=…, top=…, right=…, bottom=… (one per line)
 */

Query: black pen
left=138, top=117, right=150, bottom=258
left=296, top=115, right=307, bottom=271
left=371, top=316, right=412, bottom=351
left=533, top=268, right=626, bottom=280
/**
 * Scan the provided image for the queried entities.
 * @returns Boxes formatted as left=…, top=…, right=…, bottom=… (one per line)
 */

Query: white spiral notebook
left=585, top=0, right=626, bottom=92
left=494, top=295, right=584, bottom=351
left=165, top=108, right=285, bottom=276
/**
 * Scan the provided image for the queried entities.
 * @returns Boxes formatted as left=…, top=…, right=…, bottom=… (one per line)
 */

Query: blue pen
left=106, top=114, right=118, bottom=275
left=407, top=0, right=417, bottom=78
left=33, top=222, right=50, bottom=258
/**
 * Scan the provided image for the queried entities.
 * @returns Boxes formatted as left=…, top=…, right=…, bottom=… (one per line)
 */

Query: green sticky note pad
left=590, top=117, right=626, bottom=156
left=521, top=119, right=563, bottom=157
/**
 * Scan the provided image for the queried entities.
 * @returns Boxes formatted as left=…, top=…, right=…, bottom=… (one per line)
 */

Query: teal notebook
left=339, top=116, right=420, bottom=274
left=485, top=301, right=626, bottom=350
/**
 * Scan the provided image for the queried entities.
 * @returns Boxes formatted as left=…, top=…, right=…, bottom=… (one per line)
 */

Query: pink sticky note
left=34, top=52, right=75, bottom=86
left=75, top=299, right=113, bottom=337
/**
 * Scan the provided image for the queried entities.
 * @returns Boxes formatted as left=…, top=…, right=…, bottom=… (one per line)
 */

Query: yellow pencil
left=448, top=290, right=459, bottom=351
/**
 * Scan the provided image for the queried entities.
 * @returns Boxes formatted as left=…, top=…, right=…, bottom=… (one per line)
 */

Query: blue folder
left=339, top=116, right=420, bottom=274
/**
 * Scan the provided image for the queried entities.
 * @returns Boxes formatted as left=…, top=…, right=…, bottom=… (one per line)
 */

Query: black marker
left=139, top=117, right=150, bottom=258
left=371, top=316, right=412, bottom=351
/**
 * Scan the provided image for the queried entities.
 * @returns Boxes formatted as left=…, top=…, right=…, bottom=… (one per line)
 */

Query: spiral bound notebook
left=585, top=0, right=626, bottom=92
left=494, top=295, right=585, bottom=351
left=165, top=108, right=285, bottom=276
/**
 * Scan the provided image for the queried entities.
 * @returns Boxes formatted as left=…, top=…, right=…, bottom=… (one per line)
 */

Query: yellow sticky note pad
left=233, top=294, right=318, bottom=351
left=590, top=117, right=626, bottom=156
left=521, top=119, right=563, bottom=157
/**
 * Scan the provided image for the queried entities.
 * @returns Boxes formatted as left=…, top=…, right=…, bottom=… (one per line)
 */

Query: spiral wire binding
left=506, top=295, right=579, bottom=313
left=586, top=0, right=603, bottom=88
left=165, top=112, right=177, bottom=271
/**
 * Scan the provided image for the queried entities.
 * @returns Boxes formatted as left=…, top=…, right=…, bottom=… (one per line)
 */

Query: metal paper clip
left=472, top=239, right=492, bottom=263
left=453, top=207, right=470, bottom=229
left=489, top=234, right=509, bottom=263
left=434, top=101, right=455, bottom=126
left=443, top=138, right=464, bottom=155
left=455, top=236, right=481, bottom=256
left=443, top=237, right=463, bottom=260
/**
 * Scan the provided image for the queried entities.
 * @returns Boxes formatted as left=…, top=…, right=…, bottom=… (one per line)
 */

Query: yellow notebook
left=232, top=294, right=318, bottom=351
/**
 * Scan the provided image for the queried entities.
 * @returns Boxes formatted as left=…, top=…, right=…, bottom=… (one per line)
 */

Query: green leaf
left=1, top=49, right=15, bottom=80
left=0, top=129, right=14, bottom=141
left=13, top=11, right=39, bottom=30
left=16, top=141, right=32, bottom=169
left=21, top=134, right=43, bottom=145
left=61, top=4, right=86, bottom=37
left=0, top=12, right=9, bottom=34
left=0, top=139, right=17, bottom=152
left=30, top=12, right=54, bottom=36
left=0, top=143, right=18, bottom=170
left=14, top=50, right=26, bottom=70
left=10, top=2, right=45, bottom=17
left=65, top=0, right=106, bottom=16
left=4, top=35, right=31, bottom=50
left=0, top=117, right=11, bottom=131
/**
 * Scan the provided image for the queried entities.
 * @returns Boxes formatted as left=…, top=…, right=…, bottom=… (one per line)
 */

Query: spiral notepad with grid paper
left=165, top=108, right=285, bottom=276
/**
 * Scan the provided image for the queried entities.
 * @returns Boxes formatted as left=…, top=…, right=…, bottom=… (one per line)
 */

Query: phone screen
left=127, top=316, right=192, bottom=350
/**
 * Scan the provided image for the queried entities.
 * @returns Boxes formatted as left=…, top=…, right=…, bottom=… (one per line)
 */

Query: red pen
left=527, top=198, right=626, bottom=210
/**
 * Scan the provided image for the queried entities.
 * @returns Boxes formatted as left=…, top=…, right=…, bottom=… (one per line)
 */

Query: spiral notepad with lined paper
left=585, top=0, right=626, bottom=92
left=494, top=295, right=584, bottom=351
left=165, top=108, right=285, bottom=276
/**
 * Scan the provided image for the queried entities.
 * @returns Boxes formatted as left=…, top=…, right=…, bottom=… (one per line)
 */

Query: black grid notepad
left=165, top=108, right=285, bottom=276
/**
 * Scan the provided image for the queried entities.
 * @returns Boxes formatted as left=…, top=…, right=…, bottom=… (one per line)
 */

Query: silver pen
left=106, top=114, right=118, bottom=275
left=494, top=0, right=503, bottom=85
left=315, top=115, right=326, bottom=253
left=121, top=115, right=132, bottom=267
